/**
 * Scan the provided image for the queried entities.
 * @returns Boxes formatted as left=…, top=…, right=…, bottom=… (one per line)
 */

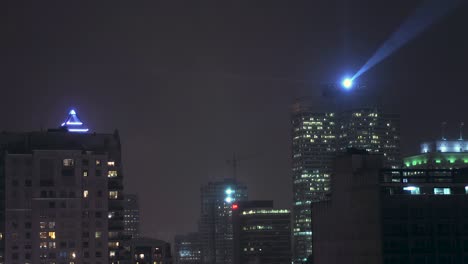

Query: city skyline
left=2, top=0, right=468, bottom=248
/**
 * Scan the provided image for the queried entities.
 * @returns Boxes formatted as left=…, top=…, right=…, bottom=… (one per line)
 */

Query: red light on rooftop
left=232, top=204, right=238, bottom=210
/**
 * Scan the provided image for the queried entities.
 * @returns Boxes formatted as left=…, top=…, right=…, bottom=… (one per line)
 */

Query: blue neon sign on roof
left=61, top=109, right=89, bottom=133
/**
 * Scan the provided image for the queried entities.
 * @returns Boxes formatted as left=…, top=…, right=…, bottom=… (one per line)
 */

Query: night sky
left=2, top=1, right=467, bottom=242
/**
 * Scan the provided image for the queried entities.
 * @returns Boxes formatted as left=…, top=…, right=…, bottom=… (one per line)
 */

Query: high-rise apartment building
left=312, top=151, right=468, bottom=264
left=0, top=110, right=126, bottom=264
left=198, top=178, right=247, bottom=264
left=232, top=200, right=291, bottom=264
left=174, top=232, right=202, bottom=264
left=291, top=99, right=400, bottom=263
left=124, top=194, right=140, bottom=239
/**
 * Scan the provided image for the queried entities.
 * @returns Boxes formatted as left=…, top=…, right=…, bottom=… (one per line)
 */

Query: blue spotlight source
left=342, top=78, right=353, bottom=90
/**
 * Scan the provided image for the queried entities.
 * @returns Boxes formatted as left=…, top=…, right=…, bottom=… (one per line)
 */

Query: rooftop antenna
left=226, top=153, right=239, bottom=181
left=441, top=122, right=447, bottom=140
left=460, top=122, right=464, bottom=140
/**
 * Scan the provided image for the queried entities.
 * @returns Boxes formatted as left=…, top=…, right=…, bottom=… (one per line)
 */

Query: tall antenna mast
left=226, top=153, right=238, bottom=181
left=460, top=122, right=464, bottom=140
left=441, top=122, right=447, bottom=140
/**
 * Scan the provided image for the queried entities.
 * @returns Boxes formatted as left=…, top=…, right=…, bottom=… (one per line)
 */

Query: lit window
left=139, top=253, right=145, bottom=259
left=63, top=159, right=74, bottom=167
left=48, top=232, right=56, bottom=239
left=40, top=222, right=47, bottom=229
left=95, top=232, right=102, bottom=238
left=109, top=191, right=119, bottom=199
left=107, top=161, right=115, bottom=166
left=71, top=252, right=76, bottom=259
left=48, top=222, right=55, bottom=229
left=49, top=242, right=56, bottom=248
left=403, top=186, right=420, bottom=195
left=434, top=188, right=451, bottom=195
left=96, top=160, right=101, bottom=166
left=108, top=170, right=118, bottom=178
left=83, top=190, right=89, bottom=198
left=83, top=170, right=88, bottom=177
left=39, top=232, right=47, bottom=239
left=109, top=242, right=120, bottom=248
left=40, top=242, right=47, bottom=249
left=109, top=251, right=116, bottom=257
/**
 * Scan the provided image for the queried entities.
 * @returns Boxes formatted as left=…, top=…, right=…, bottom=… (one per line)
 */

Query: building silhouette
left=125, top=237, right=172, bottom=264
left=312, top=151, right=468, bottom=263
left=232, top=200, right=291, bottom=264
left=174, top=232, right=202, bottom=264
left=198, top=178, right=247, bottom=264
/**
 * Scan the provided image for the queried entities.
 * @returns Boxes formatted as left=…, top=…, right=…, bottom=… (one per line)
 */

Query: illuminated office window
left=109, top=191, right=119, bottom=199
left=63, top=159, right=74, bottom=167
left=108, top=170, right=118, bottom=178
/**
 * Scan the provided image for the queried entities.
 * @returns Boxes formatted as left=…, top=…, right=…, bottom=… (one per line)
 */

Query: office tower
left=174, top=232, right=202, bottom=264
left=291, top=103, right=337, bottom=262
left=199, top=178, right=247, bottom=264
left=0, top=109, right=126, bottom=264
left=312, top=151, right=468, bottom=264
left=291, top=99, right=400, bottom=263
left=337, top=108, right=400, bottom=168
left=125, top=237, right=172, bottom=264
left=232, top=200, right=291, bottom=264
left=124, top=194, right=140, bottom=239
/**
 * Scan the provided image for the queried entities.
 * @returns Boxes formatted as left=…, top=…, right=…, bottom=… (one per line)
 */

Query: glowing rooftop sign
left=61, top=109, right=89, bottom=133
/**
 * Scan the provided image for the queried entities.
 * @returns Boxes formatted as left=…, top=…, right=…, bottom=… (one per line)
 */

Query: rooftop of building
left=0, top=109, right=121, bottom=154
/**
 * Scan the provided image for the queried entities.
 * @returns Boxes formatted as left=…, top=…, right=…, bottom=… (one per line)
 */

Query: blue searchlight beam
left=352, top=0, right=463, bottom=81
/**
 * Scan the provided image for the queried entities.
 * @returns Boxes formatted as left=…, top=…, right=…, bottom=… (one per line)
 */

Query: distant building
left=125, top=237, right=172, bottom=264
left=291, top=100, right=401, bottom=262
left=232, top=201, right=291, bottom=264
left=198, top=178, right=248, bottom=264
left=0, top=109, right=127, bottom=264
left=174, top=232, right=201, bottom=264
left=312, top=151, right=468, bottom=264
left=404, top=137, right=468, bottom=169
left=124, top=194, right=140, bottom=239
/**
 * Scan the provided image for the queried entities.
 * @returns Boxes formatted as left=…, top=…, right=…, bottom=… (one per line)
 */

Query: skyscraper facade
left=124, top=194, right=140, bottom=239
left=291, top=100, right=400, bottom=263
left=0, top=110, right=127, bottom=264
left=337, top=108, right=400, bottom=168
left=291, top=105, right=337, bottom=262
left=198, top=178, right=247, bottom=264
